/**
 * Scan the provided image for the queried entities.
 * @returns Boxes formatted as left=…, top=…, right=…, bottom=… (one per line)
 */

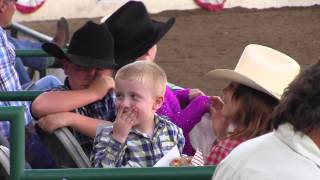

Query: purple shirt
left=157, top=85, right=210, bottom=155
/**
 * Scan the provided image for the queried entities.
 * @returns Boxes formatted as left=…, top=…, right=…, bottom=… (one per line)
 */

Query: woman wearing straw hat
left=205, top=44, right=300, bottom=165
left=212, top=60, right=320, bottom=180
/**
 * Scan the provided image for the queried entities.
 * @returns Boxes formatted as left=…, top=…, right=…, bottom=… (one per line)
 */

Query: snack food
left=170, top=156, right=192, bottom=167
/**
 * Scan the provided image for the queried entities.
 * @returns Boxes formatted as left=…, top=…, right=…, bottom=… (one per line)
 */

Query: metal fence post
left=0, top=107, right=25, bottom=180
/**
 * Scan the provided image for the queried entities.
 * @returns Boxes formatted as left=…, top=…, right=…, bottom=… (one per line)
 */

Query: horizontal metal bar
left=11, top=22, right=52, bottom=42
left=15, top=50, right=51, bottom=58
left=0, top=91, right=42, bottom=101
left=23, top=166, right=216, bottom=180
left=15, top=49, right=67, bottom=58
left=0, top=93, right=217, bottom=180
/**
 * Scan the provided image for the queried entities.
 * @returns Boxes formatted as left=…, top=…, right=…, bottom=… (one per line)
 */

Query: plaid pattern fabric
left=49, top=79, right=116, bottom=155
left=207, top=137, right=247, bottom=165
left=91, top=115, right=185, bottom=167
left=0, top=27, right=33, bottom=138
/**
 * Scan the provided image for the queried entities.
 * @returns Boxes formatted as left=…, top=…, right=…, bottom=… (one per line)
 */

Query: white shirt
left=212, top=123, right=320, bottom=180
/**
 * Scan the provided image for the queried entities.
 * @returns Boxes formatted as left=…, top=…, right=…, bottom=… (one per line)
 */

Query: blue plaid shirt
left=49, top=78, right=116, bottom=156
left=91, top=115, right=185, bottom=167
left=0, top=27, right=33, bottom=138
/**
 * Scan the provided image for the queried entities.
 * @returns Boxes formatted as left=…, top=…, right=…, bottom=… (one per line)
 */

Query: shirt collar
left=131, top=114, right=165, bottom=138
left=275, top=123, right=320, bottom=166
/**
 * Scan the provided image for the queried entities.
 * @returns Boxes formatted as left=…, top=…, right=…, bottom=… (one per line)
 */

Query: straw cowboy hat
left=104, top=1, right=175, bottom=68
left=206, top=44, right=300, bottom=99
left=42, top=21, right=116, bottom=69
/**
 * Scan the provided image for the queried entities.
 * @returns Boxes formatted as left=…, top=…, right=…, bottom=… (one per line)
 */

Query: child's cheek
left=131, top=106, right=139, bottom=115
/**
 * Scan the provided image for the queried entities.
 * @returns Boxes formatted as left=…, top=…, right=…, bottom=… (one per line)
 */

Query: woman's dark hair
left=229, top=84, right=279, bottom=139
left=272, top=63, right=320, bottom=133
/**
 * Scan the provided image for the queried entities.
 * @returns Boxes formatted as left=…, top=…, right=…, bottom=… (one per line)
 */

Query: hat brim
left=206, top=69, right=280, bottom=99
left=42, top=42, right=68, bottom=60
left=115, top=18, right=175, bottom=69
left=42, top=43, right=116, bottom=69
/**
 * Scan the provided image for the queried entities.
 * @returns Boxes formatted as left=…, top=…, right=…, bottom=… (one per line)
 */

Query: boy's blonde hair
left=115, top=61, right=167, bottom=97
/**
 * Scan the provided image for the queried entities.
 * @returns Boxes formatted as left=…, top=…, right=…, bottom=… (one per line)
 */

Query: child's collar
left=131, top=115, right=163, bottom=138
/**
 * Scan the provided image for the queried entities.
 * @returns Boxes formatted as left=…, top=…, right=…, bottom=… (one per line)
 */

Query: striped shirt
left=0, top=27, right=33, bottom=138
left=47, top=78, right=117, bottom=156
left=91, top=115, right=185, bottom=167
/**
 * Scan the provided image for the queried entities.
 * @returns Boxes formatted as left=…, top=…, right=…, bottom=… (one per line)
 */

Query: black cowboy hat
left=42, top=21, right=116, bottom=69
left=104, top=1, right=175, bottom=68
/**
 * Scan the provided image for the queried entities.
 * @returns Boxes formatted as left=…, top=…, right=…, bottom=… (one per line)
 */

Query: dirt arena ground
left=21, top=5, right=320, bottom=96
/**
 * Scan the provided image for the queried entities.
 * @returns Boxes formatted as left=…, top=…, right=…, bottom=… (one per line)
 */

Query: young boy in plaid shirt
left=91, top=61, right=185, bottom=167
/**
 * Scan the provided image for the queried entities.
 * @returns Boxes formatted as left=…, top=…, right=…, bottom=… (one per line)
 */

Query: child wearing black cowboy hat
left=104, top=1, right=210, bottom=156
left=31, top=21, right=117, bottom=156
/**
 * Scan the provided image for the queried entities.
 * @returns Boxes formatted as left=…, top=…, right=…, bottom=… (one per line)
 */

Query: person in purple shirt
left=157, top=86, right=210, bottom=155
left=105, top=1, right=210, bottom=155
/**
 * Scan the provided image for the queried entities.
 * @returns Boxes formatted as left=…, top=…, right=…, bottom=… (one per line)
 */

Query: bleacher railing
left=0, top=92, right=216, bottom=180
left=0, top=106, right=25, bottom=180
left=15, top=50, right=54, bottom=58
left=10, top=22, right=62, bottom=78
left=11, top=22, right=52, bottom=43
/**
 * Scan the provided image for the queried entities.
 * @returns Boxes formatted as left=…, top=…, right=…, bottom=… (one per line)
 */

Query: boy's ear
left=153, top=96, right=164, bottom=111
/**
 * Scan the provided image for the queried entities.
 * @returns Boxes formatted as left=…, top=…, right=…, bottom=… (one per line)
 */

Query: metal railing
left=15, top=49, right=67, bottom=58
left=0, top=92, right=216, bottom=180
left=0, top=106, right=25, bottom=180
left=15, top=50, right=51, bottom=58
left=11, top=22, right=52, bottom=43
left=14, top=49, right=66, bottom=78
left=0, top=91, right=42, bottom=101
left=10, top=22, right=61, bottom=78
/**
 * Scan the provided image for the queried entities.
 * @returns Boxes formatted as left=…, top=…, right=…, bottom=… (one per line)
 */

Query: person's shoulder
left=157, top=114, right=177, bottom=128
left=213, top=132, right=287, bottom=180
left=219, top=132, right=275, bottom=166
left=215, top=137, right=246, bottom=151
left=231, top=133, right=273, bottom=153
left=156, top=114, right=183, bottom=134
